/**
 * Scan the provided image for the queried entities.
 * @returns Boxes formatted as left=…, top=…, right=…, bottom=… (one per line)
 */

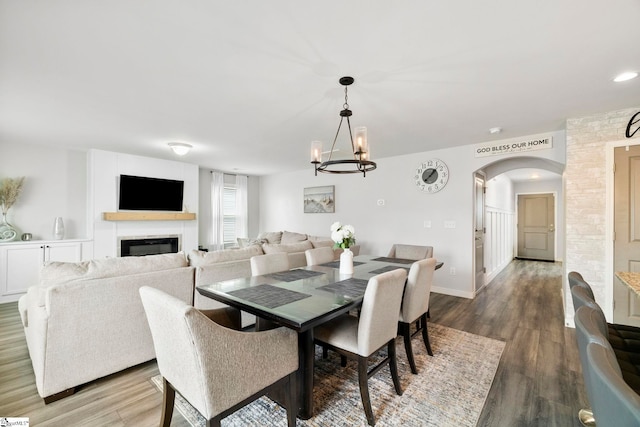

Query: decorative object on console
left=52, top=217, right=65, bottom=240
left=0, top=176, right=25, bottom=242
left=331, top=222, right=356, bottom=274
left=310, top=76, right=376, bottom=177
left=303, top=186, right=335, bottom=213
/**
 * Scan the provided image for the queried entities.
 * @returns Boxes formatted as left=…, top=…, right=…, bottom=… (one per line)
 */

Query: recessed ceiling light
left=613, top=71, right=638, bottom=82
left=489, top=127, right=502, bottom=134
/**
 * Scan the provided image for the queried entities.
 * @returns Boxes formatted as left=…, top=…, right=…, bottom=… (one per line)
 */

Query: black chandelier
left=310, top=76, right=377, bottom=177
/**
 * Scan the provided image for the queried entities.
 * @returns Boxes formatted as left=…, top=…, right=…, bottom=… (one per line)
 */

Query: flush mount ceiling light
left=168, top=142, right=192, bottom=156
left=613, top=71, right=638, bottom=82
left=489, top=127, right=502, bottom=134
left=310, top=76, right=376, bottom=177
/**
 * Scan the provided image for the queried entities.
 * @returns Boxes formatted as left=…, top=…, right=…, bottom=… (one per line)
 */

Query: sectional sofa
left=17, top=230, right=356, bottom=403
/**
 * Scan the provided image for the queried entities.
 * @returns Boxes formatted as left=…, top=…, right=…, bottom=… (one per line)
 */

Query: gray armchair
left=139, top=286, right=298, bottom=427
left=314, top=268, right=408, bottom=426
left=387, top=244, right=433, bottom=260
left=398, top=258, right=437, bottom=374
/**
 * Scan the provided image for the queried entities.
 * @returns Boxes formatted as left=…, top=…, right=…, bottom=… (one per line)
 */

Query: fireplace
left=118, top=235, right=181, bottom=257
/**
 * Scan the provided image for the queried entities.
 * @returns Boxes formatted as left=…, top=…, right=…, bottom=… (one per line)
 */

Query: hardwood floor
left=0, top=259, right=585, bottom=426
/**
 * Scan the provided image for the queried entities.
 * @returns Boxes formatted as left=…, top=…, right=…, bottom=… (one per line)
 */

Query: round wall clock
left=415, top=159, right=449, bottom=193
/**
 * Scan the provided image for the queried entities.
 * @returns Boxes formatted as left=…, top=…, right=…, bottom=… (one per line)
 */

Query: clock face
left=415, top=159, right=449, bottom=193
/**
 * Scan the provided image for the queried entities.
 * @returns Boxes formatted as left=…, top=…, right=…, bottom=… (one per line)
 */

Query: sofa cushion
left=262, top=240, right=313, bottom=254
left=188, top=245, right=264, bottom=266
left=40, top=252, right=188, bottom=286
left=257, top=231, right=283, bottom=244
left=281, top=230, right=308, bottom=244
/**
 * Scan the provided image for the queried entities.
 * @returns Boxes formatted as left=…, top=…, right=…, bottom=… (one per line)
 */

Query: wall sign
left=474, top=136, right=553, bottom=158
left=627, top=111, right=640, bottom=138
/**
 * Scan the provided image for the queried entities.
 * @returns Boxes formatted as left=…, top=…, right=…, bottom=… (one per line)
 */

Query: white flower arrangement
left=330, top=221, right=356, bottom=249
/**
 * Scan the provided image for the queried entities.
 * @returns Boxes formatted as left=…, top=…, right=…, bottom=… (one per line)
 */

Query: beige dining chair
left=387, top=244, right=433, bottom=260
left=139, top=286, right=298, bottom=427
left=314, top=268, right=408, bottom=426
left=398, top=258, right=437, bottom=374
left=305, top=246, right=335, bottom=266
left=250, top=252, right=290, bottom=330
left=250, top=252, right=290, bottom=276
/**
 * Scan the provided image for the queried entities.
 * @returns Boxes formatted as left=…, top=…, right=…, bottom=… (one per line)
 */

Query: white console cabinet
left=0, top=240, right=91, bottom=303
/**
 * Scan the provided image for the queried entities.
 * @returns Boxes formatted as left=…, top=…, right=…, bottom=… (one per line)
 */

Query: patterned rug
left=150, top=323, right=505, bottom=426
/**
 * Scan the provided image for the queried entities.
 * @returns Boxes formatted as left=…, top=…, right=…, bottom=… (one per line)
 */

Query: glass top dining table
left=195, top=254, right=442, bottom=419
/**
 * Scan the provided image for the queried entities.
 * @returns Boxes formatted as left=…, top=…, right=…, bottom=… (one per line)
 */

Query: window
left=223, top=186, right=238, bottom=248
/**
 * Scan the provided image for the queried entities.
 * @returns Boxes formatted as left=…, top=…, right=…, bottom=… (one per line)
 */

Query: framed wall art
left=303, top=185, right=335, bottom=213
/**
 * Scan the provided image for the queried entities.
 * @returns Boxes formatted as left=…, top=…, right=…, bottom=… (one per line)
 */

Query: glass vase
left=0, top=212, right=18, bottom=242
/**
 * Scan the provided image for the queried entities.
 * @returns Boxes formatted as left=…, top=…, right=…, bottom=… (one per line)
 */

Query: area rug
left=150, top=323, right=505, bottom=426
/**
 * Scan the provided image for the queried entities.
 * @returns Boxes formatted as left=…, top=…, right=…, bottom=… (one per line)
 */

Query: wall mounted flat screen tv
left=118, top=175, right=184, bottom=211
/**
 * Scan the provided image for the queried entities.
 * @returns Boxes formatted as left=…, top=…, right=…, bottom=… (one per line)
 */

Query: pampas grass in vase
left=0, top=177, right=25, bottom=241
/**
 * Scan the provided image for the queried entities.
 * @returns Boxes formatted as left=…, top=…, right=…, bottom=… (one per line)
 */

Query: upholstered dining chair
left=250, top=252, right=290, bottom=276
left=585, top=341, right=640, bottom=427
left=251, top=252, right=290, bottom=330
left=139, top=286, right=298, bottom=427
left=305, top=246, right=335, bottom=266
left=314, top=268, right=408, bottom=426
left=398, top=258, right=437, bottom=374
left=387, top=244, right=433, bottom=260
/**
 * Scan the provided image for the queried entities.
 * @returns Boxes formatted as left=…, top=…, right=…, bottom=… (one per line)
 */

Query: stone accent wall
left=565, top=106, right=640, bottom=324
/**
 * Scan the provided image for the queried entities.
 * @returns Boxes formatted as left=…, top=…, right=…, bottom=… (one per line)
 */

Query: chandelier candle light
left=331, top=222, right=356, bottom=274
left=311, top=76, right=377, bottom=177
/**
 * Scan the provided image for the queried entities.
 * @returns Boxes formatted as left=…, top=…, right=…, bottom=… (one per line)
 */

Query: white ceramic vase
left=339, top=247, right=354, bottom=274
left=53, top=217, right=65, bottom=240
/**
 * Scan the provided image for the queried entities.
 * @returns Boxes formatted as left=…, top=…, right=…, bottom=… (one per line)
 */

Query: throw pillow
left=257, top=231, right=283, bottom=244
left=281, top=230, right=308, bottom=244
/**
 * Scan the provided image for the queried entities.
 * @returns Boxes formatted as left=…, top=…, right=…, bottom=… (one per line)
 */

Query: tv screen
left=118, top=175, right=184, bottom=211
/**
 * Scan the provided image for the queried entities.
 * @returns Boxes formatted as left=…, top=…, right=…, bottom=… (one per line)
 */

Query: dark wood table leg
left=297, top=329, right=315, bottom=419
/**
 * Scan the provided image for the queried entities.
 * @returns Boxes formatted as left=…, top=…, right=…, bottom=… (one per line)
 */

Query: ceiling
left=1, top=1, right=639, bottom=176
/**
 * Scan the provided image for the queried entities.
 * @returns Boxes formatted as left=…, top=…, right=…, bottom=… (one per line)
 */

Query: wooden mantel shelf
left=102, top=212, right=196, bottom=221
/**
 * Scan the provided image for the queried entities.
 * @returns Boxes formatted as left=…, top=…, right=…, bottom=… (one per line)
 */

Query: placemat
left=318, top=278, right=369, bottom=299
left=264, top=269, right=325, bottom=282
left=370, top=265, right=411, bottom=275
left=228, top=284, right=311, bottom=309
left=319, top=260, right=366, bottom=269
left=371, top=256, right=416, bottom=264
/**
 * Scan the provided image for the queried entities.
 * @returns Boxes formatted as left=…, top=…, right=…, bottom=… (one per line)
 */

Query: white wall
left=0, top=141, right=86, bottom=240
left=87, top=150, right=199, bottom=258
left=484, top=175, right=515, bottom=285
left=260, top=131, right=566, bottom=298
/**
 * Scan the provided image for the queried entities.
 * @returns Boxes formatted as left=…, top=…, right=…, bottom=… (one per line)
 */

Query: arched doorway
left=473, top=157, right=564, bottom=293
